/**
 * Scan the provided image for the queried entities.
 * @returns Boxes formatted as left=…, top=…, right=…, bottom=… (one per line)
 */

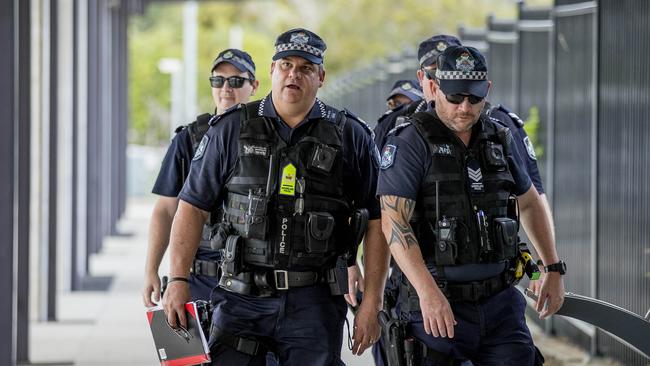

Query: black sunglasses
left=444, top=93, right=484, bottom=105
left=209, top=75, right=253, bottom=89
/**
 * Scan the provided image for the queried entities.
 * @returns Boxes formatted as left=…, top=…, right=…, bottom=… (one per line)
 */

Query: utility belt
left=399, top=270, right=514, bottom=313
left=218, top=265, right=348, bottom=297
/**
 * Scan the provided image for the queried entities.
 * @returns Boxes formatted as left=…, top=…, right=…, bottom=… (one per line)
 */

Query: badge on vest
left=380, top=144, right=397, bottom=169
left=432, top=144, right=454, bottom=157
left=280, top=163, right=297, bottom=196
left=467, top=159, right=484, bottom=193
left=523, top=136, right=537, bottom=161
left=192, top=135, right=209, bottom=161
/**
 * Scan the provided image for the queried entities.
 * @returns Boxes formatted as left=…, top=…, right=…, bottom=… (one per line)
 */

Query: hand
left=142, top=271, right=161, bottom=307
left=351, top=299, right=381, bottom=356
left=345, top=265, right=365, bottom=307
left=163, top=280, right=191, bottom=329
left=419, top=287, right=456, bottom=338
left=536, top=271, right=565, bottom=319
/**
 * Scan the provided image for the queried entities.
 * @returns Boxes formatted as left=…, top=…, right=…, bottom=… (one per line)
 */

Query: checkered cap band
left=275, top=43, right=324, bottom=57
left=435, top=69, right=487, bottom=80
left=215, top=55, right=255, bottom=75
left=418, top=50, right=439, bottom=66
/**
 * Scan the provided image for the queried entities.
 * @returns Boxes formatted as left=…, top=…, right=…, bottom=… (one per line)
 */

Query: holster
left=378, top=310, right=407, bottom=366
left=326, top=257, right=349, bottom=296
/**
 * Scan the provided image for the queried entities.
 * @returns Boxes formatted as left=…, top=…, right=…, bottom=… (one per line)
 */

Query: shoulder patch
left=343, top=109, right=375, bottom=139
left=380, top=144, right=397, bottom=169
left=497, top=104, right=524, bottom=128
left=192, top=135, right=209, bottom=161
left=209, top=104, right=242, bottom=126
left=523, top=136, right=537, bottom=160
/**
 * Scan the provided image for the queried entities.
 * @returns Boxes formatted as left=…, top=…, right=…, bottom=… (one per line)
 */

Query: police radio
left=434, top=181, right=457, bottom=265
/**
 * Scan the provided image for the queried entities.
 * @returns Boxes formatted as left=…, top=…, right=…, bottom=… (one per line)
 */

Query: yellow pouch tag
left=279, top=163, right=297, bottom=196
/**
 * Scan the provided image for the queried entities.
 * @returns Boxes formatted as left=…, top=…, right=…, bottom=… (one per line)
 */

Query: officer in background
left=385, top=79, right=423, bottom=111
left=142, top=48, right=259, bottom=306
left=163, top=28, right=390, bottom=365
left=374, top=35, right=461, bottom=150
left=378, top=46, right=565, bottom=364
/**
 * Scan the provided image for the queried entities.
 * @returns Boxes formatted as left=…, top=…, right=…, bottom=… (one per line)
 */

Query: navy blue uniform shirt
left=377, top=110, right=531, bottom=281
left=152, top=124, right=220, bottom=262
left=152, top=128, right=194, bottom=197
left=487, top=105, right=544, bottom=194
left=373, top=100, right=427, bottom=150
left=180, top=93, right=381, bottom=220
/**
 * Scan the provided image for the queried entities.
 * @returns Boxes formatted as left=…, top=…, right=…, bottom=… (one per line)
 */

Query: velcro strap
left=191, top=259, right=220, bottom=277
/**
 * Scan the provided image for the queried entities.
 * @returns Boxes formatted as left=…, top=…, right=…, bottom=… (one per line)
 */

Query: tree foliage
left=129, top=0, right=552, bottom=145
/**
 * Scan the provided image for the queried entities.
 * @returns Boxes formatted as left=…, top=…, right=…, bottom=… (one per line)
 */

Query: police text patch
left=380, top=144, right=397, bottom=169
left=192, top=135, right=209, bottom=161
left=243, top=144, right=269, bottom=157
left=432, top=144, right=454, bottom=157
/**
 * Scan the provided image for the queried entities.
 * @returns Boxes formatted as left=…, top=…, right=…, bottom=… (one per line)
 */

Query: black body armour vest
left=222, top=101, right=354, bottom=271
left=409, top=111, right=519, bottom=266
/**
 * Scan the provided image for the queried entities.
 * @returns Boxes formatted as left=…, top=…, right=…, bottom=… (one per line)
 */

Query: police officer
left=374, top=35, right=461, bottom=150
left=385, top=79, right=423, bottom=111
left=163, top=28, right=389, bottom=365
left=142, top=48, right=259, bottom=306
left=377, top=45, right=565, bottom=364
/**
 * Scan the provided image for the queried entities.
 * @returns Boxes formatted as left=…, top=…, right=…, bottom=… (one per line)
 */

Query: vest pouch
left=221, top=235, right=243, bottom=276
left=209, top=222, right=232, bottom=251
left=492, top=217, right=518, bottom=259
left=305, top=212, right=335, bottom=254
left=243, top=193, right=268, bottom=241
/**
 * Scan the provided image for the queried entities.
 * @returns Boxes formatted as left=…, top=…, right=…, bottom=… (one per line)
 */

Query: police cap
left=273, top=28, right=327, bottom=65
left=211, top=49, right=256, bottom=78
left=435, top=45, right=489, bottom=98
left=417, top=34, right=461, bottom=67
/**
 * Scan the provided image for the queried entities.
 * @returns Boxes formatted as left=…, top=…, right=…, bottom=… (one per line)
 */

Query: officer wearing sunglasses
left=143, top=49, right=258, bottom=310
left=377, top=45, right=564, bottom=365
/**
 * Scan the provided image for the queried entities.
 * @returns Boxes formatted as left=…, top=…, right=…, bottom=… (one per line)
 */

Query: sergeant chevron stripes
left=468, top=167, right=482, bottom=182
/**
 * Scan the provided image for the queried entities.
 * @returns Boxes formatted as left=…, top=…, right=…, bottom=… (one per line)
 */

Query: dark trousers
left=407, top=287, right=536, bottom=366
left=189, top=273, right=220, bottom=302
left=208, top=284, right=348, bottom=366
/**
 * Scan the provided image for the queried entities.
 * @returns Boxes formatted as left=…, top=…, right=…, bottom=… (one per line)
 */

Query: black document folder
left=146, top=302, right=211, bottom=366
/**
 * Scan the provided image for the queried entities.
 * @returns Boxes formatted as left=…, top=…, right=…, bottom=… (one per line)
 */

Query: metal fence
left=321, top=0, right=650, bottom=364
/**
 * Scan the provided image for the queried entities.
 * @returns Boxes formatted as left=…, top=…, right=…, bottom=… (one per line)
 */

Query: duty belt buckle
left=274, top=270, right=289, bottom=290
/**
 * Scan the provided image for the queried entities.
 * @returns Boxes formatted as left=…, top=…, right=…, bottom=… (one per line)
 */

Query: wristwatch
left=545, top=260, right=567, bottom=275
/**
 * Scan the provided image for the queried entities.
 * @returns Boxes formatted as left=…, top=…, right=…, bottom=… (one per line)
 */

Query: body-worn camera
left=435, top=216, right=458, bottom=265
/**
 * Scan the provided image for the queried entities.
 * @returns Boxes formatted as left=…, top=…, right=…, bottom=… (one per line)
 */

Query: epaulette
left=209, top=104, right=242, bottom=126
left=377, top=104, right=404, bottom=124
left=174, top=125, right=186, bottom=134
left=343, top=108, right=375, bottom=139
left=496, top=104, right=524, bottom=128
left=387, top=116, right=412, bottom=136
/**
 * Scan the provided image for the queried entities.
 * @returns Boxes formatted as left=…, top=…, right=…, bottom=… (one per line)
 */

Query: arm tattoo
left=381, top=196, right=418, bottom=249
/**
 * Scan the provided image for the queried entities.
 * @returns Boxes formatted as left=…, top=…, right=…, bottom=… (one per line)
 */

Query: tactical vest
left=176, top=112, right=219, bottom=253
left=221, top=101, right=354, bottom=271
left=408, top=111, right=519, bottom=266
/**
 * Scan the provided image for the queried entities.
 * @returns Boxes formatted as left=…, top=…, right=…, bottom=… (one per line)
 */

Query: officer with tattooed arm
left=377, top=45, right=564, bottom=365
